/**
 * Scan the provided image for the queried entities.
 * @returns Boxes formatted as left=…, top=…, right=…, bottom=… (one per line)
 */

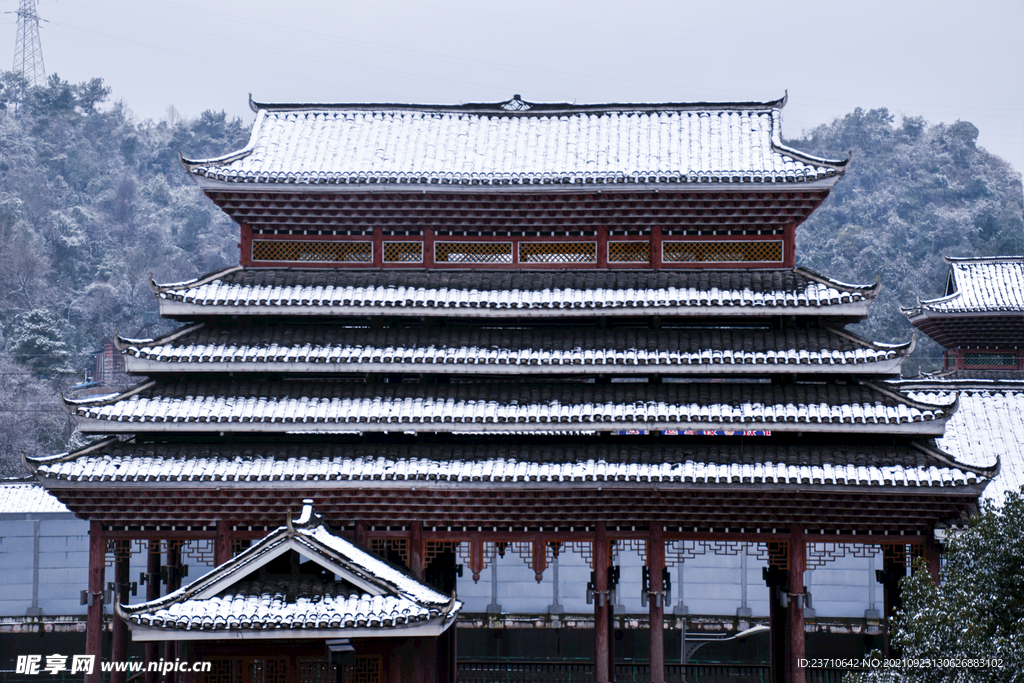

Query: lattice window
left=964, top=352, right=1017, bottom=367
left=231, top=539, right=252, bottom=556
left=564, top=541, right=594, bottom=569
left=249, top=658, right=288, bottom=683
left=806, top=543, right=881, bottom=570
left=662, top=240, right=783, bottom=263
left=608, top=241, right=650, bottom=263
left=252, top=239, right=372, bottom=263
left=435, top=242, right=512, bottom=263
left=298, top=658, right=330, bottom=683
left=383, top=241, right=423, bottom=262
left=370, top=538, right=409, bottom=567
left=616, top=538, right=648, bottom=566
left=351, top=656, right=382, bottom=683
left=519, top=242, right=597, bottom=263
left=203, top=659, right=241, bottom=683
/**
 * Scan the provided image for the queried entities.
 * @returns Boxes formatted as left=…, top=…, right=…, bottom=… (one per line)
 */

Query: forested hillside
left=0, top=77, right=1021, bottom=474
left=787, top=108, right=1024, bottom=371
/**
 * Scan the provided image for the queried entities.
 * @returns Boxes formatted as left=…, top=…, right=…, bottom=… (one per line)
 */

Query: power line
left=12, top=0, right=45, bottom=86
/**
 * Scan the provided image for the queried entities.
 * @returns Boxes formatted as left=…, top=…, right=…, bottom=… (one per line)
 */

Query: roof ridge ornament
left=500, top=94, right=531, bottom=112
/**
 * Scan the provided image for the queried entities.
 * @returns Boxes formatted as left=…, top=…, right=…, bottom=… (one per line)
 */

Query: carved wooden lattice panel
left=519, top=242, right=597, bottom=263
left=249, top=658, right=288, bottom=683
left=664, top=540, right=787, bottom=570
left=202, top=659, right=240, bottom=683
left=435, top=242, right=512, bottom=263
left=182, top=539, right=216, bottom=567
left=370, top=538, right=409, bottom=567
left=662, top=240, right=783, bottom=263
left=252, top=239, right=372, bottom=263
left=564, top=541, right=593, bottom=569
left=425, top=540, right=461, bottom=566
left=351, top=655, right=382, bottom=683
left=616, top=539, right=647, bottom=566
left=964, top=352, right=1017, bottom=367
left=298, top=658, right=330, bottom=683
left=608, top=241, right=650, bottom=263
left=383, top=241, right=423, bottom=262
left=231, top=539, right=252, bottom=556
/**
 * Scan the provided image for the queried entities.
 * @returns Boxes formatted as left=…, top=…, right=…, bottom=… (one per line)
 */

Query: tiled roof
left=126, top=579, right=433, bottom=631
left=899, top=381, right=1024, bottom=505
left=118, top=323, right=908, bottom=375
left=0, top=482, right=69, bottom=513
left=182, top=97, right=845, bottom=188
left=906, top=256, right=1024, bottom=315
left=63, top=380, right=955, bottom=434
left=121, top=504, right=458, bottom=639
left=30, top=438, right=989, bottom=488
left=153, top=267, right=878, bottom=317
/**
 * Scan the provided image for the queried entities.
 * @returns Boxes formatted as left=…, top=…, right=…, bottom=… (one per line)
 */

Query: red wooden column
left=215, top=520, right=232, bottom=565
left=410, top=522, right=424, bottom=580
left=594, top=522, right=611, bottom=683
left=783, top=223, right=796, bottom=267
left=85, top=522, right=105, bottom=683
left=648, top=526, right=665, bottom=683
left=239, top=223, right=253, bottom=266
left=424, top=228, right=435, bottom=268
left=789, top=528, right=807, bottom=683
left=925, top=533, right=942, bottom=585
left=164, top=542, right=181, bottom=683
left=111, top=541, right=131, bottom=683
left=650, top=226, right=663, bottom=271
left=597, top=227, right=608, bottom=269
left=144, top=541, right=161, bottom=683
left=373, top=226, right=383, bottom=268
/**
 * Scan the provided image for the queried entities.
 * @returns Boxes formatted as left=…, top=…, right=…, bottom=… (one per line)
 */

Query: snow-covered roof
left=152, top=267, right=878, bottom=318
left=0, top=482, right=69, bottom=514
left=118, top=323, right=909, bottom=376
left=30, top=438, right=990, bottom=489
left=899, top=381, right=1024, bottom=505
left=181, top=96, right=846, bottom=189
left=119, top=501, right=459, bottom=640
left=907, top=256, right=1024, bottom=315
left=63, top=380, right=955, bottom=436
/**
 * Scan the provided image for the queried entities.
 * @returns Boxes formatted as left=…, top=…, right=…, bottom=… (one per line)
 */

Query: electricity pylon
left=13, top=0, right=45, bottom=87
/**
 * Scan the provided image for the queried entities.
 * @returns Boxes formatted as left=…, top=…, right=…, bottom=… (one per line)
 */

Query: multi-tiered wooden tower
left=30, top=96, right=992, bottom=683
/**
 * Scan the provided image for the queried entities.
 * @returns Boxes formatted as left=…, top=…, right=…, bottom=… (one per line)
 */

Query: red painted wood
left=648, top=525, right=665, bottom=683
left=594, top=522, right=611, bottom=683
left=215, top=520, right=231, bottom=565
left=597, top=228, right=608, bottom=269
left=789, top=527, right=806, bottom=683
left=424, top=228, right=435, bottom=268
left=373, top=226, right=383, bottom=268
left=410, top=521, right=424, bottom=580
left=784, top=223, right=796, bottom=267
left=532, top=535, right=546, bottom=582
left=164, top=543, right=180, bottom=683
left=650, top=226, right=662, bottom=271
left=925, top=533, right=942, bottom=585
left=111, top=541, right=130, bottom=683
left=85, top=522, right=104, bottom=683
left=240, top=224, right=253, bottom=267
left=144, top=540, right=160, bottom=683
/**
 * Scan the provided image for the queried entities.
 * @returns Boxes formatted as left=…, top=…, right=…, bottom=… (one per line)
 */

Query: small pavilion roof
left=181, top=96, right=846, bottom=190
left=30, top=437, right=993, bottom=491
left=62, top=379, right=955, bottom=436
left=118, top=501, right=459, bottom=640
left=904, top=256, right=1024, bottom=316
left=116, top=322, right=911, bottom=377
left=152, top=267, right=879, bottom=319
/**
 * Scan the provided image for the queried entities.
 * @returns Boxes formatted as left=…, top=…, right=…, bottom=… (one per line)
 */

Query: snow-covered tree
left=849, top=491, right=1024, bottom=682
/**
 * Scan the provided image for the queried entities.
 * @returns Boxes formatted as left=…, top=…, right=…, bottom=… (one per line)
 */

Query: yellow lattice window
left=435, top=242, right=512, bottom=263
left=382, top=241, right=423, bottom=262
left=252, top=240, right=372, bottom=263
left=608, top=241, right=650, bottom=263
left=662, top=240, right=783, bottom=263
left=519, top=242, right=597, bottom=263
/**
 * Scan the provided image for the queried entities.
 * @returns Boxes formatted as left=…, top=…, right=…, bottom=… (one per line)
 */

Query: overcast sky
left=6, top=0, right=1023, bottom=171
